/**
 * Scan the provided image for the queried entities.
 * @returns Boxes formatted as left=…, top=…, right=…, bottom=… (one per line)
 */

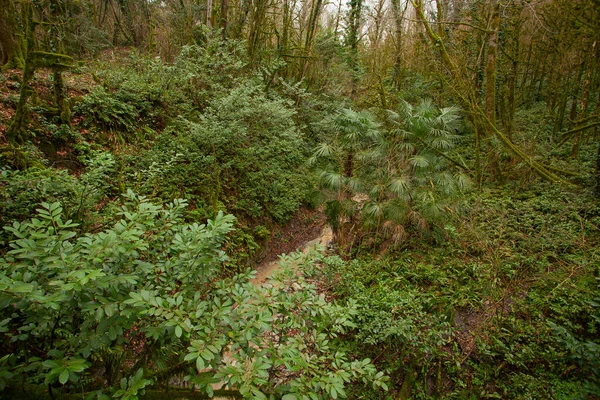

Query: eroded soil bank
left=252, top=224, right=333, bottom=284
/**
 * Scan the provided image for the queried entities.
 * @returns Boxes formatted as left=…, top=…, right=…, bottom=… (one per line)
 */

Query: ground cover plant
left=307, top=184, right=600, bottom=399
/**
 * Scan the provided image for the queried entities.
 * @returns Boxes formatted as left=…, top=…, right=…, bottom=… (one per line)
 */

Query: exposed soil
left=252, top=207, right=330, bottom=284
left=252, top=224, right=332, bottom=284
left=257, top=207, right=326, bottom=262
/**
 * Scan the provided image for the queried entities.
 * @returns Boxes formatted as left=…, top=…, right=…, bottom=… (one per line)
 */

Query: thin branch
left=558, top=121, right=600, bottom=145
left=402, top=17, right=491, bottom=33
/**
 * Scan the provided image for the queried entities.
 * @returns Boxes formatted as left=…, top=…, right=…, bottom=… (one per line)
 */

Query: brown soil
left=0, top=68, right=96, bottom=147
left=252, top=207, right=330, bottom=284
left=258, top=207, right=327, bottom=265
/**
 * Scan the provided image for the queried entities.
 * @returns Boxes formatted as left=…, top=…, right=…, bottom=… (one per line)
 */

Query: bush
left=125, top=81, right=311, bottom=224
left=0, top=152, right=113, bottom=247
left=74, top=86, right=147, bottom=137
left=0, top=193, right=387, bottom=398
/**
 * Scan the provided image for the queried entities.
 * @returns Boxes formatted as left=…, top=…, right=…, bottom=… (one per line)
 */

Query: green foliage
left=311, top=101, right=470, bottom=249
left=305, top=183, right=599, bottom=399
left=112, top=368, right=154, bottom=400
left=309, top=108, right=379, bottom=237
left=2, top=12, right=597, bottom=399
left=87, top=34, right=246, bottom=124
left=178, top=254, right=389, bottom=399
left=0, top=193, right=386, bottom=398
left=74, top=86, right=150, bottom=138
left=125, top=81, right=310, bottom=224
left=71, top=49, right=312, bottom=270
left=0, top=193, right=232, bottom=394
left=369, top=100, right=470, bottom=227
left=0, top=167, right=84, bottom=236
left=307, top=255, right=455, bottom=398
left=78, top=47, right=310, bottom=269
left=172, top=34, right=247, bottom=110
left=0, top=151, right=114, bottom=246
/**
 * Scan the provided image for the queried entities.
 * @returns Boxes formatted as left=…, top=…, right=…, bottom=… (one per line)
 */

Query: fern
left=311, top=102, right=470, bottom=249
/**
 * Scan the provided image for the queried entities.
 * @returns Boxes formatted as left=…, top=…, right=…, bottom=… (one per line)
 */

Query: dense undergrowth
left=1, top=29, right=599, bottom=399
left=309, top=184, right=600, bottom=398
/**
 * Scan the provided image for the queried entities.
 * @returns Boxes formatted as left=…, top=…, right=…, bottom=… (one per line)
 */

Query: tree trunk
left=207, top=0, right=214, bottom=27
left=279, top=0, right=290, bottom=54
left=595, top=137, right=600, bottom=197
left=299, top=0, right=323, bottom=80
left=347, top=0, right=362, bottom=97
left=596, top=88, right=600, bottom=197
left=53, top=70, right=71, bottom=125
left=390, top=0, right=407, bottom=90
left=220, top=0, right=229, bottom=38
left=231, top=0, right=250, bottom=39
left=568, top=63, right=585, bottom=128
left=552, top=89, right=569, bottom=138
left=6, top=4, right=36, bottom=146
left=246, top=0, right=268, bottom=64
left=485, top=0, right=500, bottom=125
left=571, top=42, right=596, bottom=158
left=411, top=0, right=573, bottom=186
left=0, top=5, right=24, bottom=68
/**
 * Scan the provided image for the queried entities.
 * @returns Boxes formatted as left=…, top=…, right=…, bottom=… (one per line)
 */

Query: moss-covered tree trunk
left=53, top=70, right=71, bottom=125
left=220, top=0, right=228, bottom=38
left=485, top=0, right=500, bottom=126
left=246, top=0, right=268, bottom=65
left=390, top=0, right=407, bottom=90
left=299, top=0, right=323, bottom=82
left=346, top=0, right=362, bottom=98
left=411, top=0, right=573, bottom=186
left=279, top=0, right=292, bottom=68
left=6, top=1, right=73, bottom=148
left=571, top=42, right=596, bottom=158
left=0, top=1, right=25, bottom=69
left=596, top=137, right=600, bottom=197
left=6, top=4, right=36, bottom=146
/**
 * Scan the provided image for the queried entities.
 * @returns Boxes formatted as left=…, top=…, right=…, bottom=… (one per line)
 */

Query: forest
left=0, top=0, right=599, bottom=398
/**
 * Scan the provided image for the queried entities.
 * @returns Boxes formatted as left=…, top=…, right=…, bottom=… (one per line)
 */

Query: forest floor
left=252, top=207, right=328, bottom=283
left=252, top=223, right=332, bottom=284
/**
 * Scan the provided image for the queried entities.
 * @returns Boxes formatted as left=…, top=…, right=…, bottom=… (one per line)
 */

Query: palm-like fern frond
left=314, top=142, right=334, bottom=158
left=312, top=100, right=468, bottom=248
left=388, top=176, right=411, bottom=196
left=409, top=155, right=431, bottom=169
left=319, top=170, right=344, bottom=191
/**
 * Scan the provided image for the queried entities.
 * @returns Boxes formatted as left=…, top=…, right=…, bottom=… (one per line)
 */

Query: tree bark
left=299, top=0, right=323, bottom=81
left=6, top=4, right=36, bottom=146
left=220, top=0, right=229, bottom=38
left=53, top=70, right=71, bottom=125
left=346, top=0, right=363, bottom=97
left=0, top=4, right=24, bottom=68
left=390, top=0, right=407, bottom=89
left=411, top=0, right=574, bottom=186
left=207, top=0, right=214, bottom=27
left=571, top=41, right=596, bottom=158
left=484, top=0, right=499, bottom=125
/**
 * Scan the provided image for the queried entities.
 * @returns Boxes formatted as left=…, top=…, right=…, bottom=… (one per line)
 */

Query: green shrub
left=74, top=86, right=143, bottom=136
left=0, top=193, right=387, bottom=398
left=0, top=167, right=85, bottom=235
left=311, top=101, right=470, bottom=250
left=0, top=152, right=113, bottom=246
left=125, top=81, right=310, bottom=224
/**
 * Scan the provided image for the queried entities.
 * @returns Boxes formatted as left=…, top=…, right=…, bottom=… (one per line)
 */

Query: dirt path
left=250, top=225, right=333, bottom=285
